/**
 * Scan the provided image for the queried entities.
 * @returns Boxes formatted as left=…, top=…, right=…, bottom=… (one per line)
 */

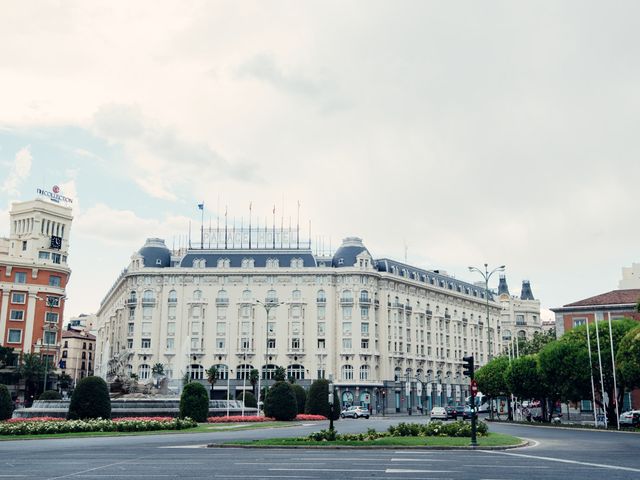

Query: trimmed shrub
left=39, top=390, right=62, bottom=400
left=180, top=382, right=209, bottom=422
left=305, top=379, right=341, bottom=421
left=236, top=391, right=257, bottom=408
left=67, top=376, right=111, bottom=420
left=264, top=381, right=297, bottom=421
left=0, top=384, right=13, bottom=421
left=291, top=384, right=307, bottom=414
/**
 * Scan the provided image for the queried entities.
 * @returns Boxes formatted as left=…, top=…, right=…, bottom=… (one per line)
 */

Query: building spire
left=520, top=280, right=535, bottom=300
left=497, top=274, right=510, bottom=296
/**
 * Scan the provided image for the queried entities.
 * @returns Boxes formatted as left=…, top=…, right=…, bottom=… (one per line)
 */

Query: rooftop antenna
left=296, top=200, right=300, bottom=249
left=249, top=201, right=253, bottom=249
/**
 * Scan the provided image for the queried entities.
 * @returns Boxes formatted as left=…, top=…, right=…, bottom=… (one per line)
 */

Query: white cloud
left=1, top=146, right=32, bottom=196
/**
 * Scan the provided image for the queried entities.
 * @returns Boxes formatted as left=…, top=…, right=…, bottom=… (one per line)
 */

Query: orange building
left=0, top=196, right=73, bottom=390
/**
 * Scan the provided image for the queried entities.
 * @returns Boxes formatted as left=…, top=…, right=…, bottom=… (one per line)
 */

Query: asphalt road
left=1, top=417, right=638, bottom=479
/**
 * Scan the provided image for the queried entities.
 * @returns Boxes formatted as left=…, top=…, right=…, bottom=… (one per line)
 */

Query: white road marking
left=391, top=458, right=447, bottom=462
left=386, top=469, right=455, bottom=473
left=485, top=451, right=640, bottom=473
left=158, top=445, right=207, bottom=449
left=270, top=467, right=384, bottom=472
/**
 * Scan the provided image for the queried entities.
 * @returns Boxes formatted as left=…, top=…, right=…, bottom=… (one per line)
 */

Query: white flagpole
left=585, top=318, right=598, bottom=427
left=594, top=312, right=608, bottom=428
left=226, top=371, right=231, bottom=417
left=607, top=312, right=620, bottom=430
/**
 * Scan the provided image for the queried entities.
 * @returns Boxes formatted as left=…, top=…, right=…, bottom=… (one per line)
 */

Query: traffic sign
left=470, top=379, right=479, bottom=396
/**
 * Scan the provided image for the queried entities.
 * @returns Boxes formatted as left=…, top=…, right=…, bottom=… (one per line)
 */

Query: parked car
left=620, top=410, right=640, bottom=427
left=430, top=406, right=448, bottom=420
left=445, top=405, right=458, bottom=419
left=454, top=405, right=474, bottom=420
left=340, top=405, right=370, bottom=419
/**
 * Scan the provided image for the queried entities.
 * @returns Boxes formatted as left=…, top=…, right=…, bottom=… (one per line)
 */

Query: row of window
left=190, top=257, right=307, bottom=269
left=7, top=310, right=59, bottom=322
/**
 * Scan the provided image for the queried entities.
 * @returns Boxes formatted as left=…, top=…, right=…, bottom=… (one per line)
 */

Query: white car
left=340, top=406, right=370, bottom=419
left=430, top=406, right=448, bottom=420
left=620, top=410, right=640, bottom=427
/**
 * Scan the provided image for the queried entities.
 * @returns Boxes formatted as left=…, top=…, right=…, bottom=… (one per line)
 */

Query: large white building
left=496, top=275, right=543, bottom=350
left=95, top=236, right=503, bottom=413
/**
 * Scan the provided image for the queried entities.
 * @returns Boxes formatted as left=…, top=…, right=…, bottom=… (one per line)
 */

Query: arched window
left=142, top=290, right=154, bottom=303
left=236, top=364, right=253, bottom=380
left=292, top=289, right=301, bottom=300
left=242, top=289, right=252, bottom=301
left=216, top=290, right=229, bottom=305
left=126, top=364, right=133, bottom=376
left=317, top=289, right=326, bottom=303
left=187, top=364, right=204, bottom=380
left=266, top=289, right=278, bottom=302
left=192, top=258, right=206, bottom=268
left=394, top=366, right=402, bottom=381
left=503, top=329, right=512, bottom=340
left=261, top=364, right=278, bottom=380
left=518, top=330, right=526, bottom=339
left=290, top=258, right=303, bottom=268
left=128, top=291, right=137, bottom=303
left=217, top=258, right=230, bottom=268
left=359, top=290, right=369, bottom=303
left=416, top=368, right=424, bottom=381
left=213, top=364, right=228, bottom=380
left=266, top=258, right=279, bottom=268
left=138, top=364, right=150, bottom=380
left=342, top=364, right=354, bottom=380
left=168, top=290, right=177, bottom=303
left=359, top=365, right=369, bottom=380
left=287, top=364, right=305, bottom=380
left=341, top=290, right=353, bottom=303
left=241, top=258, right=255, bottom=268
left=193, top=289, right=202, bottom=300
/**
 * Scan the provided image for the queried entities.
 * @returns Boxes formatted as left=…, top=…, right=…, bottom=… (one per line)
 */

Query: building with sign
left=96, top=234, right=503, bottom=414
left=0, top=197, right=73, bottom=394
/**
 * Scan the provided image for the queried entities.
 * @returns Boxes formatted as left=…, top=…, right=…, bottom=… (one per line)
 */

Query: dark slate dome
left=332, top=237, right=372, bottom=268
left=139, top=238, right=171, bottom=268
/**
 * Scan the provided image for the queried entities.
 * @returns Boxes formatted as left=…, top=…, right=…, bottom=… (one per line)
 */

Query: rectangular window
left=11, top=292, right=26, bottom=304
left=7, top=329, right=22, bottom=343
left=44, top=331, right=56, bottom=345
left=291, top=321, right=301, bottom=334
left=291, top=338, right=300, bottom=349
left=127, top=339, right=133, bottom=349
left=240, top=306, right=250, bottom=318
left=267, top=338, right=276, bottom=349
left=241, top=337, right=250, bottom=350
left=267, top=321, right=276, bottom=334
left=216, top=322, right=226, bottom=335
left=15, top=272, right=26, bottom=284
left=192, top=322, right=201, bottom=335
left=217, top=307, right=227, bottom=319
left=52, top=253, right=61, bottom=264
left=9, top=310, right=24, bottom=321
left=167, top=322, right=176, bottom=336
left=192, top=305, right=202, bottom=318
left=342, top=306, right=352, bottom=320
left=49, top=275, right=61, bottom=287
left=241, top=321, right=250, bottom=335
left=516, top=314, right=525, bottom=325
left=317, top=339, right=325, bottom=349
left=573, top=318, right=587, bottom=327
left=22, top=241, right=27, bottom=251
left=361, top=339, right=369, bottom=349
left=128, top=323, right=134, bottom=335
left=45, top=312, right=59, bottom=323
left=342, top=338, right=352, bottom=349
left=129, top=308, right=135, bottom=320
left=361, top=307, right=369, bottom=319
left=141, top=322, right=152, bottom=336
left=39, top=251, right=50, bottom=260
left=291, top=306, right=301, bottom=318
left=342, top=322, right=352, bottom=335
left=143, top=306, right=153, bottom=319
left=317, top=306, right=326, bottom=320
left=317, top=322, right=326, bottom=336
left=216, top=338, right=225, bottom=349
left=141, top=338, right=151, bottom=348
left=166, top=338, right=175, bottom=350
left=361, top=322, right=369, bottom=334
left=168, top=305, right=176, bottom=319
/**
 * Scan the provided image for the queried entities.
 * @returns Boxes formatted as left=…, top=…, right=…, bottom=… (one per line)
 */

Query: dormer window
left=217, top=258, right=230, bottom=268
left=266, top=258, right=279, bottom=268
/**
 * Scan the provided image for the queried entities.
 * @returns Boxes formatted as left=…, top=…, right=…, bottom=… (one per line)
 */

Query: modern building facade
left=0, top=198, right=73, bottom=391
left=96, top=236, right=503, bottom=413
left=497, top=275, right=543, bottom=351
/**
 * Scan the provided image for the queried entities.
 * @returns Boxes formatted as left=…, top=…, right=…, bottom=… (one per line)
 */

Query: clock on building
left=50, top=235, right=62, bottom=250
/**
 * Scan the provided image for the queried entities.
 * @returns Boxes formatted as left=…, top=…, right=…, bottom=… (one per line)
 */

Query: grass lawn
left=225, top=432, right=522, bottom=448
left=0, top=421, right=298, bottom=441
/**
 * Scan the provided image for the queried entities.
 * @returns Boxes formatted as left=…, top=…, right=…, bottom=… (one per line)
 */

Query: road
left=0, top=417, right=638, bottom=479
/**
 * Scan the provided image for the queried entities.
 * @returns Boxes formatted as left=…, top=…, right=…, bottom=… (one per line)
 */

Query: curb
left=488, top=420, right=640, bottom=434
left=206, top=440, right=529, bottom=451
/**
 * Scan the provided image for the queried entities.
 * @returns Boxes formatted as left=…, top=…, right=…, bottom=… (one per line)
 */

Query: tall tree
left=206, top=365, right=218, bottom=398
left=249, top=368, right=259, bottom=395
left=616, top=325, right=640, bottom=390
left=18, top=353, right=50, bottom=404
left=505, top=355, right=543, bottom=400
left=474, top=356, right=510, bottom=418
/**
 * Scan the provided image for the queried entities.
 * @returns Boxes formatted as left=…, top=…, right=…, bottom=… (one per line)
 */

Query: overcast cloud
left=1, top=0, right=639, bottom=318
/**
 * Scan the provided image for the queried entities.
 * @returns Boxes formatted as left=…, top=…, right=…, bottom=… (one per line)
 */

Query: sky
left=1, top=0, right=639, bottom=321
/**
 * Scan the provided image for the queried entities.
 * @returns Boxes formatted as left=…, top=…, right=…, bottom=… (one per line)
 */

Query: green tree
left=206, top=365, right=218, bottom=398
left=18, top=353, right=50, bottom=403
left=57, top=372, right=72, bottom=391
left=616, top=325, right=640, bottom=389
left=559, top=318, right=636, bottom=425
left=67, top=376, right=111, bottom=420
left=249, top=369, right=259, bottom=395
left=505, top=355, right=543, bottom=399
left=514, top=329, right=557, bottom=356
left=0, top=384, right=13, bottom=420
left=264, top=381, right=297, bottom=421
left=274, top=366, right=286, bottom=382
left=291, top=384, right=307, bottom=414
left=0, top=347, right=19, bottom=387
left=474, top=355, right=510, bottom=417
left=180, top=381, right=209, bottom=422
left=236, top=390, right=257, bottom=408
left=305, top=379, right=340, bottom=420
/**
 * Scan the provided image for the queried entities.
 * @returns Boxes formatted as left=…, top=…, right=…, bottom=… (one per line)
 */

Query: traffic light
left=462, top=355, right=475, bottom=378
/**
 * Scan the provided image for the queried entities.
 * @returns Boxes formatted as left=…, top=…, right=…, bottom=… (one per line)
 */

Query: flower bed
left=0, top=417, right=197, bottom=435
left=208, top=415, right=275, bottom=423
left=294, top=414, right=327, bottom=421
left=6, top=417, right=64, bottom=423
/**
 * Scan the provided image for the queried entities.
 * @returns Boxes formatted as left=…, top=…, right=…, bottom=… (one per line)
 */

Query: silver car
left=430, top=406, right=448, bottom=420
left=340, top=406, right=370, bottom=419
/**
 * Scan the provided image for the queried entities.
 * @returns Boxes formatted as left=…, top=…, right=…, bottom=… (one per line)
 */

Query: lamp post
left=328, top=375, right=335, bottom=431
left=241, top=353, right=247, bottom=417
left=468, top=264, right=505, bottom=360
left=255, top=299, right=284, bottom=415
left=37, top=295, right=64, bottom=393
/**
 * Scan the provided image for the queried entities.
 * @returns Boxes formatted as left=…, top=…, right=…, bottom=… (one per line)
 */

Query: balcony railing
left=340, top=298, right=354, bottom=305
left=215, top=298, right=229, bottom=306
left=125, top=298, right=137, bottom=306
left=316, top=297, right=327, bottom=304
left=359, top=298, right=372, bottom=306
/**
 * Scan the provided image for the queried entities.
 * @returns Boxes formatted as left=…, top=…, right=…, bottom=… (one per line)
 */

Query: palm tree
left=18, top=354, right=48, bottom=405
left=274, top=366, right=286, bottom=382
left=249, top=368, right=259, bottom=395
left=206, top=365, right=219, bottom=399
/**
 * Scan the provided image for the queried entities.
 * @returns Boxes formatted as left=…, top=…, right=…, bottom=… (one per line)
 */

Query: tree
left=0, top=347, right=19, bottom=387
left=474, top=355, right=510, bottom=418
left=505, top=355, right=543, bottom=400
left=67, top=376, right=111, bottom=420
left=264, top=381, right=297, bottom=421
left=57, top=373, right=72, bottom=391
left=305, top=379, right=340, bottom=420
left=274, top=366, right=286, bottom=382
left=38, top=390, right=62, bottom=400
left=206, top=365, right=218, bottom=398
left=236, top=390, right=257, bottom=408
left=0, top=384, right=12, bottom=420
left=180, top=381, right=209, bottom=422
left=18, top=353, right=50, bottom=403
left=514, top=329, right=557, bottom=356
left=616, top=324, right=640, bottom=389
left=291, top=384, right=307, bottom=414
left=249, top=369, right=259, bottom=395
left=560, top=318, right=636, bottom=425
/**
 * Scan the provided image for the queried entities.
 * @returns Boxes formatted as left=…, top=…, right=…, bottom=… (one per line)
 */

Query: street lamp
left=328, top=374, right=335, bottom=431
left=37, top=295, right=65, bottom=393
left=255, top=299, right=284, bottom=415
left=468, top=264, right=505, bottom=360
